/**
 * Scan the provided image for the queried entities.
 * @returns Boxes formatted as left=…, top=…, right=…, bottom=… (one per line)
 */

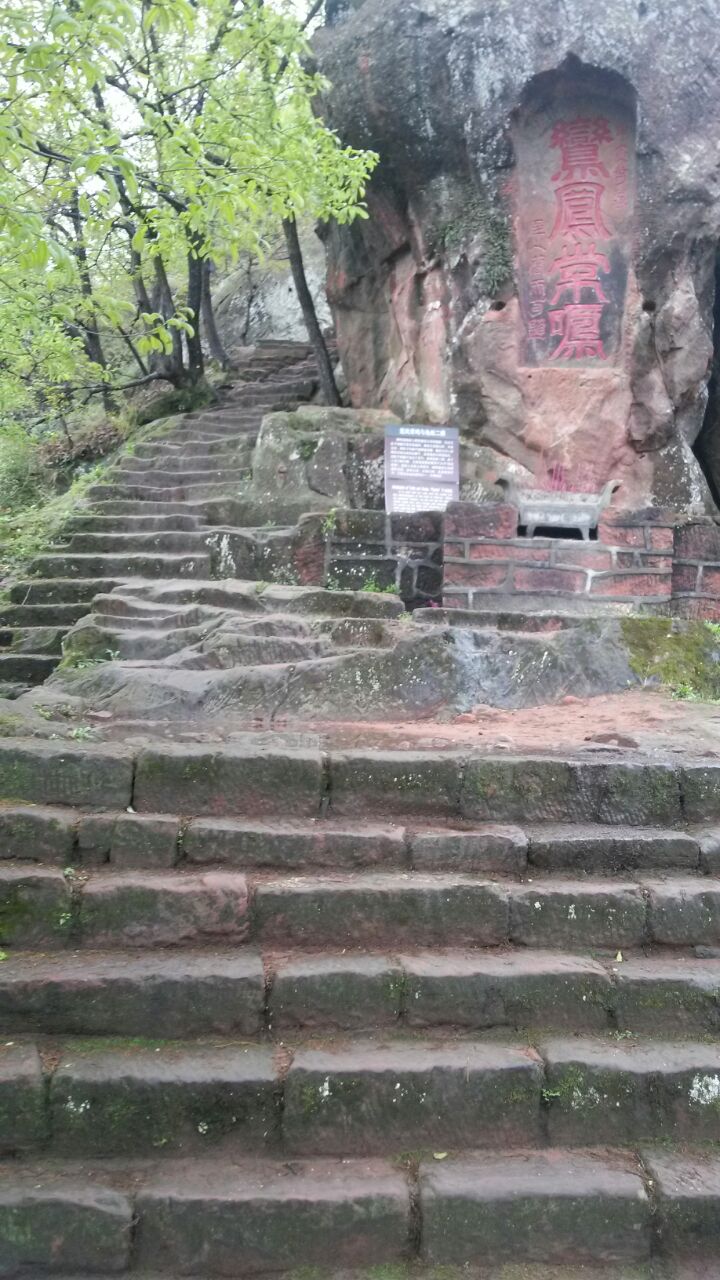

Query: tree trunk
left=201, top=260, right=230, bottom=367
left=185, top=248, right=206, bottom=386
left=282, top=216, right=341, bottom=406
left=153, top=257, right=187, bottom=385
left=68, top=191, right=117, bottom=413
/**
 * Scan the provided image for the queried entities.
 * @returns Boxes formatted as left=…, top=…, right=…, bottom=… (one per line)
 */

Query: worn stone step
left=67, top=622, right=213, bottom=660
left=420, top=1151, right=650, bottom=1265
left=28, top=552, right=211, bottom=579
left=0, top=602, right=89, bottom=627
left=64, top=531, right=212, bottom=554
left=8, top=577, right=126, bottom=605
left=88, top=480, right=247, bottom=502
left=124, top=446, right=253, bottom=468
left=0, top=653, right=60, bottom=683
left=0, top=949, right=264, bottom=1036
left=0, top=625, right=65, bottom=655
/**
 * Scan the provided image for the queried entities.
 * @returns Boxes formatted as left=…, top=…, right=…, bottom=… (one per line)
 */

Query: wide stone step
left=2, top=738, right=718, bottom=827
left=126, top=444, right=253, bottom=466
left=88, top=498, right=199, bottom=516
left=28, top=552, right=211, bottom=579
left=8, top=1146, right=720, bottom=1273
left=0, top=653, right=60, bottom=683
left=4, top=1031, right=719, bottom=1163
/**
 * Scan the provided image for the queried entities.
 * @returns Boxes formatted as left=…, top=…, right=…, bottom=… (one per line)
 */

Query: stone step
left=0, top=625, right=65, bottom=654
left=27, top=552, right=212, bottom=579
left=71, top=625, right=328, bottom=663
left=109, top=466, right=250, bottom=486
left=0, top=602, right=90, bottom=628
left=8, top=578, right=126, bottom=605
left=0, top=1155, right=410, bottom=1275
left=0, top=653, right=59, bottom=683
left=22, top=865, right=712, bottom=952
left=9, top=1146, right=720, bottom=1273
left=87, top=480, right=247, bottom=501
left=252, top=871, right=720, bottom=951
left=64, top=531, right=212, bottom=554
left=2, top=738, right=716, bottom=826
left=124, top=444, right=253, bottom=467
left=68, top=513, right=203, bottom=533
left=88, top=499, right=200, bottom=516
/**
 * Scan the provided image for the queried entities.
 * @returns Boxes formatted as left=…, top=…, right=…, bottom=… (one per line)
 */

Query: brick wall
left=672, top=522, right=720, bottom=620
left=443, top=503, right=675, bottom=611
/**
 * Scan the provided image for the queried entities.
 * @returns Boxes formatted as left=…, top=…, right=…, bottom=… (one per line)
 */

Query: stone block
left=614, top=958, right=720, bottom=1035
left=509, top=882, right=647, bottom=949
left=134, top=743, right=323, bottom=817
left=0, top=950, right=265, bottom=1037
left=648, top=1150, right=720, bottom=1255
left=682, top=766, right=720, bottom=822
left=283, top=1042, right=542, bottom=1155
left=0, top=865, right=71, bottom=947
left=0, top=740, right=133, bottom=810
left=543, top=1037, right=720, bottom=1146
left=50, top=1044, right=278, bottom=1156
left=675, top=523, right=720, bottom=560
left=556, top=547, right=614, bottom=571
left=647, top=878, right=720, bottom=945
left=698, top=827, right=720, bottom=874
left=253, top=873, right=509, bottom=947
left=0, top=1177, right=132, bottom=1273
left=0, top=1044, right=46, bottom=1152
left=0, top=805, right=76, bottom=865
left=270, top=955, right=403, bottom=1030
left=410, top=824, right=528, bottom=874
left=330, top=751, right=463, bottom=817
left=111, top=814, right=180, bottom=868
left=183, top=817, right=406, bottom=870
left=672, top=562, right=701, bottom=592
left=445, top=502, right=518, bottom=540
left=527, top=825, right=699, bottom=873
left=135, top=1159, right=410, bottom=1274
left=402, top=951, right=612, bottom=1031
left=80, top=871, right=250, bottom=947
left=420, top=1152, right=651, bottom=1264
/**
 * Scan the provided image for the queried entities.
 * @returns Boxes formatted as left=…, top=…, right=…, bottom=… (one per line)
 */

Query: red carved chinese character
left=551, top=117, right=613, bottom=182
left=549, top=304, right=606, bottom=360
left=530, top=300, right=545, bottom=317
left=528, top=319, right=547, bottom=339
left=549, top=241, right=610, bottom=304
left=551, top=183, right=611, bottom=240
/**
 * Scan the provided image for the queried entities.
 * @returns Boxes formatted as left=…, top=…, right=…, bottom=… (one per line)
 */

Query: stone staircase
left=2, top=738, right=720, bottom=1272
left=0, top=341, right=318, bottom=697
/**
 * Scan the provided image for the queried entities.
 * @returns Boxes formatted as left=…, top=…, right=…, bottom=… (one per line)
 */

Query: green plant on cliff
left=438, top=188, right=512, bottom=296
left=621, top=617, right=720, bottom=702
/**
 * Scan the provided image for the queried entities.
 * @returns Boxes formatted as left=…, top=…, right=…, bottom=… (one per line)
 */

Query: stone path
left=0, top=341, right=317, bottom=696
left=2, top=739, right=720, bottom=1271
left=3, top=344, right=720, bottom=1272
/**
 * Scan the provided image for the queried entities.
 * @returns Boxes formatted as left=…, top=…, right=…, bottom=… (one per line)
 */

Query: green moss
left=0, top=886, right=34, bottom=940
left=621, top=617, right=720, bottom=700
left=436, top=185, right=512, bottom=295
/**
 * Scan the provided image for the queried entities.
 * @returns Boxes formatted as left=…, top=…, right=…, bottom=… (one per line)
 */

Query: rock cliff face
left=314, top=0, right=720, bottom=512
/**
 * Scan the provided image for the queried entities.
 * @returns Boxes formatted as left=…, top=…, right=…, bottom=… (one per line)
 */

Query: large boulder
left=314, top=0, right=720, bottom=512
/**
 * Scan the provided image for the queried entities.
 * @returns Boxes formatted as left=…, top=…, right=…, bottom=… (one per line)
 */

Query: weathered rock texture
left=314, top=0, right=720, bottom=513
left=213, top=224, right=332, bottom=349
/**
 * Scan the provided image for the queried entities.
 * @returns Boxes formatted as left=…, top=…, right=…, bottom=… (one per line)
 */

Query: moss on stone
left=620, top=617, right=720, bottom=700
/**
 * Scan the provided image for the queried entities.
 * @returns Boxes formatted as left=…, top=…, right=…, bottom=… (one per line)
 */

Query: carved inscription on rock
left=514, top=97, right=636, bottom=367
